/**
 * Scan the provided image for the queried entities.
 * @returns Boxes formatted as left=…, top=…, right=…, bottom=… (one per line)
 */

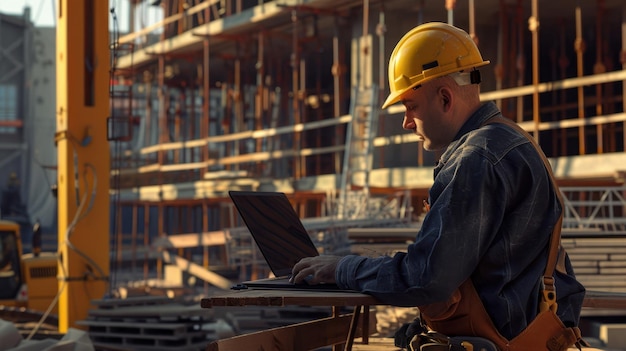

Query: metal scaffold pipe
left=559, top=18, right=568, bottom=155
left=575, top=6, right=587, bottom=155
left=291, top=9, right=302, bottom=180
left=494, top=0, right=505, bottom=111
left=515, top=0, right=524, bottom=123
left=623, top=3, right=626, bottom=150
left=530, top=0, right=540, bottom=142
left=446, top=0, right=455, bottom=25
left=202, top=8, right=211, bottom=172
left=468, top=0, right=476, bottom=43
left=595, top=0, right=606, bottom=154
left=256, top=31, right=265, bottom=160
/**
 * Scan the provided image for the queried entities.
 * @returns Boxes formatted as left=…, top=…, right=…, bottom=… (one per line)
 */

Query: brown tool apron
left=419, top=278, right=583, bottom=351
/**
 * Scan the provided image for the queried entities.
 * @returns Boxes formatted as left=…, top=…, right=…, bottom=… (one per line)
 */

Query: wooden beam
left=583, top=290, right=626, bottom=310
left=118, top=0, right=220, bottom=45
left=206, top=313, right=372, bottom=351
left=152, top=231, right=228, bottom=249
left=160, top=251, right=233, bottom=289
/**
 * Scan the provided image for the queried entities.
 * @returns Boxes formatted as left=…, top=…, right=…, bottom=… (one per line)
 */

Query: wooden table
left=200, top=288, right=381, bottom=351
left=200, top=288, right=626, bottom=351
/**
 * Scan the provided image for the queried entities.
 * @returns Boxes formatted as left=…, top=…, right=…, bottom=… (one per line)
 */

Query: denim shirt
left=335, top=101, right=583, bottom=339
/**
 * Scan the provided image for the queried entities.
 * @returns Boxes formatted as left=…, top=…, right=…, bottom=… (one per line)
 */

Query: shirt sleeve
left=335, top=146, right=510, bottom=306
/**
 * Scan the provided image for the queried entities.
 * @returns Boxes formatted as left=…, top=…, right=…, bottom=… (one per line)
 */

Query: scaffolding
left=105, top=0, right=626, bottom=285
left=561, top=186, right=626, bottom=236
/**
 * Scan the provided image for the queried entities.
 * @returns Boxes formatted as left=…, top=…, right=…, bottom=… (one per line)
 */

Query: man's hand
left=290, top=255, right=342, bottom=285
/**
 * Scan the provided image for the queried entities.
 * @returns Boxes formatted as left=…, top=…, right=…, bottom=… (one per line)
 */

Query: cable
left=25, top=280, right=66, bottom=340
left=64, top=164, right=106, bottom=280
left=25, top=163, right=100, bottom=340
left=108, top=5, right=122, bottom=295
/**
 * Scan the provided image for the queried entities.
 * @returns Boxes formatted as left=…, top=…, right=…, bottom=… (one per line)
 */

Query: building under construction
left=102, top=0, right=626, bottom=284
left=1, top=0, right=626, bottom=291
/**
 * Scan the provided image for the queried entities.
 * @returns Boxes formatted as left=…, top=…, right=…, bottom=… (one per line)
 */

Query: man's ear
left=439, top=87, right=452, bottom=112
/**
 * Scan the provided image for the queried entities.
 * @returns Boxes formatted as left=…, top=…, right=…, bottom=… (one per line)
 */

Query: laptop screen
left=228, top=191, right=320, bottom=277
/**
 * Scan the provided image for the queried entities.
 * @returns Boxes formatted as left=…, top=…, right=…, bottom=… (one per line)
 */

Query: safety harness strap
left=482, top=116, right=562, bottom=312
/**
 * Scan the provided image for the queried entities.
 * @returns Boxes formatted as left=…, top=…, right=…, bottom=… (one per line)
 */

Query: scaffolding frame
left=105, top=0, right=626, bottom=287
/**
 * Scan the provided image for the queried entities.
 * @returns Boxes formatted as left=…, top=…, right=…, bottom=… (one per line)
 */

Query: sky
left=0, top=0, right=162, bottom=32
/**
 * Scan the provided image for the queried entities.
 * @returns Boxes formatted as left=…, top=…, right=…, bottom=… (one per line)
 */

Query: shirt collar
left=435, top=101, right=502, bottom=169
left=452, top=101, right=502, bottom=141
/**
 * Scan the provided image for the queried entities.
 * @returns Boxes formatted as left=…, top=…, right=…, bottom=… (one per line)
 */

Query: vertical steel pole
left=55, top=0, right=110, bottom=332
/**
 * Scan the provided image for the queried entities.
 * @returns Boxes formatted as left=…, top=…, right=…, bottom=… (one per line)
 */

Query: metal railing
left=561, top=186, right=626, bottom=237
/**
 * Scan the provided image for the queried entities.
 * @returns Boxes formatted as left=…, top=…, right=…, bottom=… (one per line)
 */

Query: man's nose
left=402, top=115, right=414, bottom=130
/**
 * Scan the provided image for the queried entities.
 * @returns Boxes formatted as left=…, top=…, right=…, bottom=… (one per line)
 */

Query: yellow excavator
left=0, top=220, right=58, bottom=316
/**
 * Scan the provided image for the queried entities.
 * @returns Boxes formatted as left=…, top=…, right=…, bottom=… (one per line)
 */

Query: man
left=291, top=22, right=586, bottom=349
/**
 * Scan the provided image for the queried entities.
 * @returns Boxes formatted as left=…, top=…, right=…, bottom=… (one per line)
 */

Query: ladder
left=338, top=84, right=380, bottom=219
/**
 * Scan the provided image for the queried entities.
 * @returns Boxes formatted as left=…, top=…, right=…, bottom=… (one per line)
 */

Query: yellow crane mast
left=55, top=0, right=110, bottom=333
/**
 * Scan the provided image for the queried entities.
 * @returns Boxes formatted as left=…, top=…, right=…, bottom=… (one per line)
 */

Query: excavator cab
left=0, top=220, right=22, bottom=300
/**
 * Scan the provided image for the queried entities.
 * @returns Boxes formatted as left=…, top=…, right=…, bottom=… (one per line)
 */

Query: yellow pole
left=56, top=0, right=110, bottom=332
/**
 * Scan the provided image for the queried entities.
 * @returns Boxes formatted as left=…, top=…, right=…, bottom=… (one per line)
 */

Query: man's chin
left=420, top=138, right=432, bottom=150
left=422, top=141, right=445, bottom=152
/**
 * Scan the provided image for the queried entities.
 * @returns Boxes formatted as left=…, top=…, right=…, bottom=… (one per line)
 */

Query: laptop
left=228, top=190, right=344, bottom=291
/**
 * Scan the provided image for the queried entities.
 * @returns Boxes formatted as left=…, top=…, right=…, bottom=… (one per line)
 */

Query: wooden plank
left=583, top=290, right=626, bottom=309
left=79, top=319, right=191, bottom=335
left=201, top=290, right=380, bottom=309
left=579, top=276, right=626, bottom=283
left=347, top=228, right=417, bottom=242
left=579, top=281, right=626, bottom=290
left=566, top=247, right=626, bottom=254
left=599, top=261, right=626, bottom=269
left=573, top=268, right=601, bottom=275
left=203, top=288, right=626, bottom=311
left=161, top=251, right=234, bottom=290
left=570, top=260, right=602, bottom=267
left=206, top=314, right=371, bottom=351
left=566, top=238, right=626, bottom=247
left=152, top=231, right=228, bottom=249
left=568, top=254, right=611, bottom=261
left=118, top=0, right=220, bottom=44
left=87, top=302, right=211, bottom=319
left=351, top=243, right=409, bottom=257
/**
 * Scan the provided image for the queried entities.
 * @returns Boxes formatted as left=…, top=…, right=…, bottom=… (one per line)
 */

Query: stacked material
left=78, top=296, right=234, bottom=351
left=563, top=237, right=626, bottom=293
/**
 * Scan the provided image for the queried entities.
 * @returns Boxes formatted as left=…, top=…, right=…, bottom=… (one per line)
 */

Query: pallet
left=80, top=295, right=349, bottom=350
left=78, top=296, right=233, bottom=351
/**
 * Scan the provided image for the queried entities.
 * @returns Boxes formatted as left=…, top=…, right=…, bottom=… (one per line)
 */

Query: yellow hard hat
left=382, top=22, right=490, bottom=109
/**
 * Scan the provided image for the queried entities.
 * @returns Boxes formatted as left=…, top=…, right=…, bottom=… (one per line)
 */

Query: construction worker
left=291, top=22, right=586, bottom=350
